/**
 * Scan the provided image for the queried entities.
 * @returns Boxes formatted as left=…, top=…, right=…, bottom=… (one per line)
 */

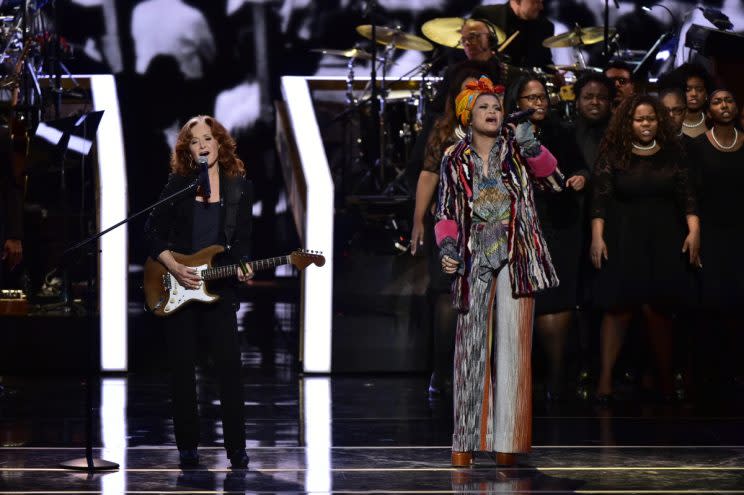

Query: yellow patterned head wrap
left=454, top=75, right=505, bottom=128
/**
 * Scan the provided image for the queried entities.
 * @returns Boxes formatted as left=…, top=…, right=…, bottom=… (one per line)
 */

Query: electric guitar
left=143, top=245, right=325, bottom=316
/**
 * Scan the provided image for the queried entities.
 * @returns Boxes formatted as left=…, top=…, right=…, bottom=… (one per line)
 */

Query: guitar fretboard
left=200, top=255, right=291, bottom=281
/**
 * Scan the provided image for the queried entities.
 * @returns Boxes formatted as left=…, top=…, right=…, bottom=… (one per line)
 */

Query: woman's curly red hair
left=170, top=115, right=246, bottom=177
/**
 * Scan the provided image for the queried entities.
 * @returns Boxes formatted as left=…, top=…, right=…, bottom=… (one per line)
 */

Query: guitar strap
left=222, top=176, right=243, bottom=252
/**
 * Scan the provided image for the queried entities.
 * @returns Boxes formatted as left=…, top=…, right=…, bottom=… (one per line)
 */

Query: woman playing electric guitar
left=144, top=115, right=252, bottom=469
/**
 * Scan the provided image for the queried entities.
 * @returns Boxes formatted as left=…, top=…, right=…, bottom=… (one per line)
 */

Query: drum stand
left=351, top=40, right=399, bottom=195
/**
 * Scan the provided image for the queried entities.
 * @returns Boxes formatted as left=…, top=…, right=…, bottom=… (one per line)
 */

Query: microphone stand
left=59, top=177, right=201, bottom=471
left=602, top=0, right=619, bottom=64
left=632, top=31, right=673, bottom=79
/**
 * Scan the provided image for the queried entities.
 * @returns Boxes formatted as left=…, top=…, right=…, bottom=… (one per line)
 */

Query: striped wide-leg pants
left=451, top=249, right=534, bottom=454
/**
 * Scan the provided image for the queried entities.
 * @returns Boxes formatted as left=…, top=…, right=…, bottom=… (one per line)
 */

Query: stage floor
left=2, top=347, right=744, bottom=493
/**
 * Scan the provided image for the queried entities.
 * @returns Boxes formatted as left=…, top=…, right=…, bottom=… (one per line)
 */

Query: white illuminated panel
left=101, top=378, right=127, bottom=493
left=90, top=75, right=128, bottom=372
left=303, top=377, right=332, bottom=492
left=280, top=76, right=334, bottom=373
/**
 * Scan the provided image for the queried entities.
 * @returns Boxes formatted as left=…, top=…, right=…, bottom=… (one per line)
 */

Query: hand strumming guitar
left=158, top=250, right=202, bottom=289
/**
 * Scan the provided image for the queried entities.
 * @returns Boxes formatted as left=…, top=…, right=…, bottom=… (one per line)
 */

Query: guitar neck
left=200, top=255, right=291, bottom=281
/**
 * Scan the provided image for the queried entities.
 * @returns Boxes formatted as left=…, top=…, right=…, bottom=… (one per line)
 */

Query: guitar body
left=143, top=245, right=224, bottom=316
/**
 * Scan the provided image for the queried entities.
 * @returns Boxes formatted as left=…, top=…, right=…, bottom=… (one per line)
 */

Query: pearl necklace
left=710, top=126, right=739, bottom=150
left=682, top=113, right=705, bottom=128
left=632, top=139, right=656, bottom=151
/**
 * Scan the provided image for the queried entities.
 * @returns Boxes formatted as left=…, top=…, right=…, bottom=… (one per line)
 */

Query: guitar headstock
left=289, top=249, right=326, bottom=270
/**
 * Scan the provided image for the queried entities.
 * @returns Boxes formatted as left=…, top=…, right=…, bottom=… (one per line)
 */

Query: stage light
left=656, top=50, right=671, bottom=61
left=101, top=378, right=127, bottom=493
left=280, top=76, right=334, bottom=374
left=303, top=377, right=332, bottom=492
left=90, top=75, right=128, bottom=372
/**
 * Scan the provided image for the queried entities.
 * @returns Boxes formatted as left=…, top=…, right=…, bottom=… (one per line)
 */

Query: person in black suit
left=144, top=115, right=253, bottom=470
left=471, top=0, right=554, bottom=68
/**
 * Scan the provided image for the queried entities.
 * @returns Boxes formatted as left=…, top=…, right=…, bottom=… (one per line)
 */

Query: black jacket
left=471, top=2, right=554, bottom=68
left=144, top=168, right=253, bottom=266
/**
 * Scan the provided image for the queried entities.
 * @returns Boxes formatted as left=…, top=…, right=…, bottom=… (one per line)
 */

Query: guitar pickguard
left=162, top=264, right=218, bottom=314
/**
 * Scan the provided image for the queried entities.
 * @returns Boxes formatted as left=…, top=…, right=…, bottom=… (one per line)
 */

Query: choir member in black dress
left=687, top=89, right=744, bottom=388
left=590, top=95, right=700, bottom=400
left=505, top=75, right=588, bottom=398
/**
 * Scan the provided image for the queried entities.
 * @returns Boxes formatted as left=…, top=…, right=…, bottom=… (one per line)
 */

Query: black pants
left=164, top=295, right=246, bottom=453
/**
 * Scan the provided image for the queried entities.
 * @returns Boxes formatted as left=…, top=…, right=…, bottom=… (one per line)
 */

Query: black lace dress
left=687, top=135, right=744, bottom=309
left=590, top=148, right=698, bottom=310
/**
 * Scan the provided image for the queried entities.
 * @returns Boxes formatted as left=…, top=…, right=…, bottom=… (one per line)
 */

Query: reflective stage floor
left=2, top=350, right=744, bottom=493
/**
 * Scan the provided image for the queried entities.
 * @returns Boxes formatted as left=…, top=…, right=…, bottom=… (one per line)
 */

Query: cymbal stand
left=376, top=36, right=398, bottom=187
left=602, top=0, right=620, bottom=64
left=572, top=46, right=588, bottom=70
left=345, top=53, right=357, bottom=105
left=364, top=0, right=381, bottom=178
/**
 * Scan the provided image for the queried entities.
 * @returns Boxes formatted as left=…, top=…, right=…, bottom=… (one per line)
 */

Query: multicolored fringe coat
left=434, top=131, right=563, bottom=312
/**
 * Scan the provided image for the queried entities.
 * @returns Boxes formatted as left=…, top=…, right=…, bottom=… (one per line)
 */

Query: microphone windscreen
left=197, top=157, right=210, bottom=196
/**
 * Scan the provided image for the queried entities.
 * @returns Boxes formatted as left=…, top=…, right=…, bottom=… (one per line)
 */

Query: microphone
left=504, top=108, right=536, bottom=125
left=699, top=7, right=733, bottom=30
left=197, top=156, right=210, bottom=197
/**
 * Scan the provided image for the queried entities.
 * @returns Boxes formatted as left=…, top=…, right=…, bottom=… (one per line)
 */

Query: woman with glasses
left=505, top=75, right=588, bottom=400
left=590, top=95, right=700, bottom=402
left=687, top=89, right=744, bottom=391
left=437, top=76, right=562, bottom=467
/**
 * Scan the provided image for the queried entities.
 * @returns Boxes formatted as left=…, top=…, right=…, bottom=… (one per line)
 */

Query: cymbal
left=356, top=25, right=433, bottom=51
left=310, top=47, right=375, bottom=61
left=421, top=17, right=506, bottom=48
left=542, top=26, right=616, bottom=48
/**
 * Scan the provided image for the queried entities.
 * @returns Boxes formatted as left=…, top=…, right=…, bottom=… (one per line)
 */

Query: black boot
left=178, top=449, right=200, bottom=468
left=228, top=449, right=249, bottom=469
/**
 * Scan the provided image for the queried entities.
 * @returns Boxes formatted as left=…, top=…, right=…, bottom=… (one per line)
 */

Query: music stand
left=45, top=111, right=119, bottom=471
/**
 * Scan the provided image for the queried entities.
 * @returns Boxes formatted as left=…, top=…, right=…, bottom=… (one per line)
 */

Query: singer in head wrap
left=144, top=115, right=253, bottom=470
left=435, top=76, right=563, bottom=467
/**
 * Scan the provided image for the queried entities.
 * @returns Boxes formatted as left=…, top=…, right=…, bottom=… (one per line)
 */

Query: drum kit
left=314, top=17, right=616, bottom=195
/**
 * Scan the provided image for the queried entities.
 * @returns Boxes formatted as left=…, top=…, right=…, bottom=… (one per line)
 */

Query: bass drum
left=382, top=92, right=421, bottom=167
left=357, top=92, right=421, bottom=169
